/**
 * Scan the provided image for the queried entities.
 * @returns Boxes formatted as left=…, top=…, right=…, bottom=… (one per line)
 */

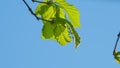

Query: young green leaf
left=55, top=0, right=81, bottom=27
left=54, top=18, right=72, bottom=46
left=35, top=3, right=50, bottom=16
left=42, top=5, right=56, bottom=20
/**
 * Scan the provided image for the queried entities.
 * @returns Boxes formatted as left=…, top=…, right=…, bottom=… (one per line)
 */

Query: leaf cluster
left=35, top=0, right=81, bottom=47
left=21, top=0, right=80, bottom=48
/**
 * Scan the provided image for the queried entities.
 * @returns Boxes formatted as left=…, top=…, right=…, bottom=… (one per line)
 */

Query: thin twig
left=23, top=0, right=39, bottom=20
left=22, top=0, right=52, bottom=22
left=32, top=0, right=47, bottom=4
left=113, top=32, right=120, bottom=55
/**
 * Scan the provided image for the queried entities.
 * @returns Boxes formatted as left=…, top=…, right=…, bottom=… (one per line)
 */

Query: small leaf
left=35, top=4, right=57, bottom=22
left=35, top=3, right=50, bottom=16
left=42, top=22, right=56, bottom=39
left=66, top=20, right=80, bottom=48
left=114, top=51, right=120, bottom=64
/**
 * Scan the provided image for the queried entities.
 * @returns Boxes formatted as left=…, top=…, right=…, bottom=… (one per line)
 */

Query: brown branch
left=22, top=0, right=53, bottom=22
left=113, top=32, right=120, bottom=55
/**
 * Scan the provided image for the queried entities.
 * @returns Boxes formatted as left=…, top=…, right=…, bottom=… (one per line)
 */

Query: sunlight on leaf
left=55, top=0, right=81, bottom=27
left=42, top=5, right=56, bottom=20
left=54, top=18, right=72, bottom=46
left=34, top=0, right=81, bottom=47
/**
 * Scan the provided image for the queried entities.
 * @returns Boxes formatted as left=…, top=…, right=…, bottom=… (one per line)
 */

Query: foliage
left=114, top=51, right=120, bottom=64
left=35, top=0, right=81, bottom=47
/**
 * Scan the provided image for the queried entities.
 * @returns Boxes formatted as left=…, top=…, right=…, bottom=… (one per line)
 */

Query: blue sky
left=0, top=0, right=120, bottom=68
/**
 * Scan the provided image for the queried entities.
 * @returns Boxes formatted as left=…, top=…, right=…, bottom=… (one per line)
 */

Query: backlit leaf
left=42, top=5, right=56, bottom=20
left=54, top=18, right=72, bottom=45
left=55, top=0, right=81, bottom=27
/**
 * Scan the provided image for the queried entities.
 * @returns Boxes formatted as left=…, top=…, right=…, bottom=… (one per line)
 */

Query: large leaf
left=55, top=0, right=81, bottom=27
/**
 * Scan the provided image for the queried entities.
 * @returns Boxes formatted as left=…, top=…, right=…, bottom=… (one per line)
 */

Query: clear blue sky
left=0, top=0, right=120, bottom=68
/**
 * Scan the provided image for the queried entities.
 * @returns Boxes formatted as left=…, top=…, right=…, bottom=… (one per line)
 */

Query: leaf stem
left=113, top=32, right=120, bottom=55
left=22, top=0, right=53, bottom=22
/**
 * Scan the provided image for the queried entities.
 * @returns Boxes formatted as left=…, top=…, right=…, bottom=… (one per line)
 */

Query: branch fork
left=22, top=0, right=53, bottom=23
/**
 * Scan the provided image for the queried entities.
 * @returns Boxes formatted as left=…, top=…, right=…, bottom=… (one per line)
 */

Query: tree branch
left=22, top=0, right=53, bottom=22
left=113, top=32, right=120, bottom=55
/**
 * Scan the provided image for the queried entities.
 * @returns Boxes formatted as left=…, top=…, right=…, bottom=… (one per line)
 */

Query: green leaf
left=55, top=0, right=81, bottom=27
left=42, top=22, right=56, bottom=39
left=35, top=3, right=50, bottom=16
left=66, top=20, right=80, bottom=48
left=114, top=51, right=120, bottom=64
left=55, top=6, right=65, bottom=19
left=42, top=19, right=72, bottom=45
left=55, top=4, right=80, bottom=47
left=36, top=4, right=56, bottom=21
left=42, top=5, right=56, bottom=20
left=54, top=18, right=72, bottom=46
